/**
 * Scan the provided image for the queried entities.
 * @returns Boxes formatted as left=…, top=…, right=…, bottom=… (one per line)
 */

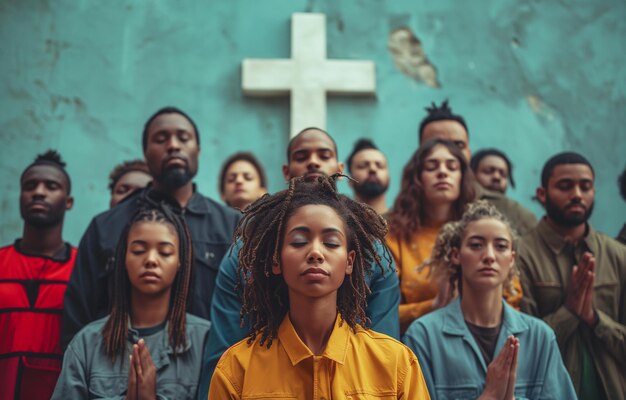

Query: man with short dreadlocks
left=0, top=150, right=76, bottom=400
left=199, top=128, right=401, bottom=398
left=208, top=176, right=429, bottom=399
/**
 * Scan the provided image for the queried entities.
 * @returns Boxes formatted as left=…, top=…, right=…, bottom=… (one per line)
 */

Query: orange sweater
left=387, top=227, right=523, bottom=335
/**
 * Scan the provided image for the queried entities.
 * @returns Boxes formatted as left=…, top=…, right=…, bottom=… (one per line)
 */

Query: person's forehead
left=353, top=148, right=387, bottom=164
left=425, top=145, right=456, bottom=160
left=480, top=155, right=508, bottom=170
left=291, top=130, right=335, bottom=152
left=116, top=170, right=152, bottom=187
left=550, top=164, right=594, bottom=182
left=148, top=113, right=196, bottom=135
left=227, top=160, right=258, bottom=175
left=21, top=165, right=67, bottom=185
left=464, top=218, right=511, bottom=239
left=421, top=120, right=468, bottom=142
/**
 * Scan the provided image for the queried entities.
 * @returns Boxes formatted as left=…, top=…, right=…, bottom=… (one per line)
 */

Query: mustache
left=27, top=199, right=51, bottom=209
left=162, top=155, right=188, bottom=168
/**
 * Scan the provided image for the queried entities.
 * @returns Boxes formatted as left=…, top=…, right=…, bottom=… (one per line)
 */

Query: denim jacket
left=52, top=314, right=210, bottom=400
left=403, top=298, right=577, bottom=400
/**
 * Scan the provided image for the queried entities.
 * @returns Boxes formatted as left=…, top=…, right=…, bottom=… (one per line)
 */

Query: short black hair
left=286, top=127, right=337, bottom=162
left=541, top=152, right=594, bottom=188
left=618, top=164, right=626, bottom=202
left=470, top=148, right=516, bottom=188
left=142, top=107, right=200, bottom=151
left=346, top=138, right=380, bottom=174
left=108, top=159, right=150, bottom=193
left=219, top=152, right=268, bottom=194
left=418, top=100, right=468, bottom=142
left=20, top=149, right=72, bottom=194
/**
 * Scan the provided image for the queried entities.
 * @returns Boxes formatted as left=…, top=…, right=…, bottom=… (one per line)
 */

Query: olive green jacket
left=475, top=184, right=537, bottom=236
left=518, top=219, right=626, bottom=399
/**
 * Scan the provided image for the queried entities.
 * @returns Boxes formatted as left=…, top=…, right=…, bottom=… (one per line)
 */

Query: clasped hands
left=126, top=338, right=157, bottom=400
left=564, top=252, right=598, bottom=327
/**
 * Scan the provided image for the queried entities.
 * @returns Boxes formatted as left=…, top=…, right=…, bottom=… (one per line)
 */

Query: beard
left=20, top=204, right=64, bottom=228
left=354, top=180, right=388, bottom=199
left=545, top=195, right=594, bottom=228
left=158, top=166, right=195, bottom=190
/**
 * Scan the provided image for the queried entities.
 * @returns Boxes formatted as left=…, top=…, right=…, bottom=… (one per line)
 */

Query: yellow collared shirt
left=208, top=313, right=430, bottom=399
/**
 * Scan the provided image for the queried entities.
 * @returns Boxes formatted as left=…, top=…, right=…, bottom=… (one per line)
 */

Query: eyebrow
left=466, top=235, right=510, bottom=242
left=288, top=226, right=344, bottom=236
left=129, top=240, right=176, bottom=246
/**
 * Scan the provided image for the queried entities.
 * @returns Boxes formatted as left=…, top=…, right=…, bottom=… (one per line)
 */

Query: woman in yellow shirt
left=208, top=175, right=430, bottom=399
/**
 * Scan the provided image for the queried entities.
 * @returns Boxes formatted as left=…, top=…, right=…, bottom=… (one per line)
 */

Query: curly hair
left=108, top=159, right=150, bottom=193
left=101, top=204, right=193, bottom=362
left=235, top=174, right=392, bottom=348
left=421, top=201, right=519, bottom=296
left=387, top=139, right=476, bottom=243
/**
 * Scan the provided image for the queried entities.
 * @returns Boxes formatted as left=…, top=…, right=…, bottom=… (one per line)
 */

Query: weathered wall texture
left=1, top=0, right=625, bottom=244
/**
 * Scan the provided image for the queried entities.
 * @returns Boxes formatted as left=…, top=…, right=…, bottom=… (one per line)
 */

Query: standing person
left=61, top=107, right=240, bottom=348
left=219, top=152, right=267, bottom=210
left=617, top=164, right=626, bottom=245
left=53, top=206, right=211, bottom=399
left=418, top=100, right=536, bottom=235
left=208, top=176, right=429, bottom=399
left=346, top=138, right=390, bottom=214
left=518, top=152, right=626, bottom=399
left=108, top=159, right=152, bottom=208
left=404, top=201, right=576, bottom=399
left=470, top=148, right=515, bottom=195
left=0, top=150, right=76, bottom=400
left=198, top=127, right=400, bottom=399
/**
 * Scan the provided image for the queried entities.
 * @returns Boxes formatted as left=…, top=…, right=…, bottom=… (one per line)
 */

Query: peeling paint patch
left=527, top=95, right=556, bottom=120
left=388, top=27, right=440, bottom=88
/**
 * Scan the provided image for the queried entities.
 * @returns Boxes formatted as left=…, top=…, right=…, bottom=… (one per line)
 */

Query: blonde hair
left=421, top=201, right=519, bottom=295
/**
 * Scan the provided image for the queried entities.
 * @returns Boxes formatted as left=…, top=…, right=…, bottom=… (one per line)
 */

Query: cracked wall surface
left=0, top=0, right=625, bottom=243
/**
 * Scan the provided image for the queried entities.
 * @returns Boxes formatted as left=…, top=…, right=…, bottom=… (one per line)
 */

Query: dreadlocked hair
left=420, top=200, right=519, bottom=297
left=101, top=204, right=193, bottom=362
left=235, top=174, right=391, bottom=348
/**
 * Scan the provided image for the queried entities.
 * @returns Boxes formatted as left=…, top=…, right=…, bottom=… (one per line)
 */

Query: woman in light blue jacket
left=403, top=201, right=576, bottom=400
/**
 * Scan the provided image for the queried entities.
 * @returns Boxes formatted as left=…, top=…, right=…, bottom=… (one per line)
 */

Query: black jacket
left=61, top=187, right=240, bottom=349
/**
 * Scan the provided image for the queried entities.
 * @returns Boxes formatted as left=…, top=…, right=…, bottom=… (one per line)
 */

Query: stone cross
left=242, top=13, right=376, bottom=138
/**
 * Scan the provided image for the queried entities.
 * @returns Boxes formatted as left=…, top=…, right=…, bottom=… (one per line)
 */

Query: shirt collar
left=142, top=184, right=211, bottom=215
left=442, top=297, right=529, bottom=336
left=537, top=217, right=597, bottom=255
left=278, top=313, right=350, bottom=366
left=13, top=239, right=73, bottom=262
left=127, top=319, right=192, bottom=370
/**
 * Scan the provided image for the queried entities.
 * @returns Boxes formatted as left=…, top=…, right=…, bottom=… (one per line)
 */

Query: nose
left=145, top=249, right=158, bottom=268
left=307, top=241, right=324, bottom=264
left=166, top=135, right=182, bottom=153
left=234, top=174, right=244, bottom=184
left=32, top=182, right=47, bottom=198
left=436, top=164, right=449, bottom=178
left=307, top=156, right=321, bottom=171
left=571, top=185, right=583, bottom=200
left=483, top=244, right=496, bottom=264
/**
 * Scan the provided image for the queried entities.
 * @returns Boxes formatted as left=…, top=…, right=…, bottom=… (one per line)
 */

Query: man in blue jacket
left=198, top=127, right=401, bottom=398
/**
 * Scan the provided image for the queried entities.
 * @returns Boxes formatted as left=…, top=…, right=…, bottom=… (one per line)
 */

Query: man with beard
left=346, top=138, right=390, bottom=214
left=418, top=100, right=537, bottom=234
left=197, top=127, right=401, bottom=399
left=61, top=107, right=240, bottom=348
left=517, top=152, right=626, bottom=399
left=0, top=150, right=76, bottom=400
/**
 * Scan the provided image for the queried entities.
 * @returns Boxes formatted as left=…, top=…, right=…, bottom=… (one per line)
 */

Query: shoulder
left=67, top=316, right=108, bottom=352
left=353, top=327, right=417, bottom=363
left=203, top=195, right=242, bottom=223
left=591, top=229, right=626, bottom=259
left=185, top=314, right=212, bottom=335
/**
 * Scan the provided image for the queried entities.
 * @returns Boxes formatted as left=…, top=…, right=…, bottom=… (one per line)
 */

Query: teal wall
left=1, top=0, right=625, bottom=245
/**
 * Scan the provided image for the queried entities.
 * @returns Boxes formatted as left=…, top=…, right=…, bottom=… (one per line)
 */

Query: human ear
left=282, top=165, right=290, bottom=181
left=536, top=187, right=546, bottom=206
left=345, top=250, right=356, bottom=275
left=271, top=261, right=281, bottom=275
left=337, top=162, right=345, bottom=175
left=450, top=247, right=460, bottom=266
left=66, top=195, right=74, bottom=211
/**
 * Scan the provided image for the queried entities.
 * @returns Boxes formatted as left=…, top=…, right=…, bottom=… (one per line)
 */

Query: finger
left=142, top=341, right=155, bottom=368
left=570, top=265, right=581, bottom=290
left=128, top=355, right=137, bottom=400
left=138, top=338, right=150, bottom=374
left=133, top=344, right=143, bottom=378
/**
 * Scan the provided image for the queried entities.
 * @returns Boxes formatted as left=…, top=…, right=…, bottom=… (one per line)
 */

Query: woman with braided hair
left=403, top=201, right=575, bottom=399
left=208, top=175, right=430, bottom=399
left=52, top=205, right=210, bottom=399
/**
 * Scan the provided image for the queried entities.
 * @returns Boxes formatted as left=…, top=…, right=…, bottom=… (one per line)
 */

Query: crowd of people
left=1, top=101, right=625, bottom=399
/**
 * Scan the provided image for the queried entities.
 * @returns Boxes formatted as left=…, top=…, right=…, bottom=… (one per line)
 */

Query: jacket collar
left=141, top=184, right=211, bottom=215
left=127, top=320, right=192, bottom=370
left=442, top=297, right=530, bottom=370
left=278, top=313, right=350, bottom=366
left=537, top=217, right=597, bottom=255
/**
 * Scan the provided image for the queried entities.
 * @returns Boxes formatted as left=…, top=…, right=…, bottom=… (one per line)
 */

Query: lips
left=27, top=201, right=50, bottom=211
left=477, top=267, right=498, bottom=275
left=302, top=267, right=329, bottom=276
left=434, top=182, right=452, bottom=189
left=163, top=156, right=187, bottom=169
left=139, top=271, right=160, bottom=281
left=566, top=204, right=586, bottom=212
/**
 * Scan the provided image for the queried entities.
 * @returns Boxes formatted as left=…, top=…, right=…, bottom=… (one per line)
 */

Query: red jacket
left=0, top=242, right=77, bottom=400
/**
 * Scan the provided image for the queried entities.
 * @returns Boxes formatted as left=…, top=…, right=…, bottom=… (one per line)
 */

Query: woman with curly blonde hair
left=403, top=201, right=575, bottom=399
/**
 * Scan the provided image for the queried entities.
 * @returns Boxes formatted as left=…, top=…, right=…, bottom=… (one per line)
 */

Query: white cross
left=242, top=13, right=376, bottom=138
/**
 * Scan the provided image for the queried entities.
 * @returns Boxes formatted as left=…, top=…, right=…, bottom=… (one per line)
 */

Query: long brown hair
left=388, top=139, right=475, bottom=243
left=101, top=206, right=193, bottom=362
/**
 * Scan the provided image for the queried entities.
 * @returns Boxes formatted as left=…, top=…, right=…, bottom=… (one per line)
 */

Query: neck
left=423, top=201, right=453, bottom=226
left=460, top=283, right=503, bottom=327
left=545, top=217, right=587, bottom=242
left=288, top=291, right=337, bottom=355
left=357, top=194, right=388, bottom=215
left=152, top=181, right=194, bottom=208
left=130, top=289, right=171, bottom=328
left=20, top=223, right=65, bottom=258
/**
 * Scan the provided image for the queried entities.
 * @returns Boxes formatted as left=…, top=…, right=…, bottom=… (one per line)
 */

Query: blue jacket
left=403, top=298, right=577, bottom=400
left=197, top=239, right=400, bottom=399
